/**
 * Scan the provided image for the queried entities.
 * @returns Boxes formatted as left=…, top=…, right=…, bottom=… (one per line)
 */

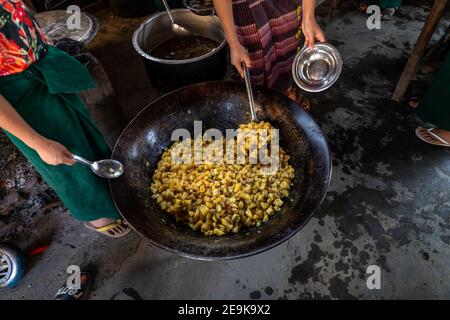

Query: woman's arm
left=302, top=0, right=326, bottom=48
left=0, top=95, right=75, bottom=166
left=213, top=0, right=251, bottom=77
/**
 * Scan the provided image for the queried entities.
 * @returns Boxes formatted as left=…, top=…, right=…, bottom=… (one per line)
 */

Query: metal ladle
left=243, top=64, right=258, bottom=122
left=72, top=155, right=124, bottom=179
left=161, top=0, right=191, bottom=36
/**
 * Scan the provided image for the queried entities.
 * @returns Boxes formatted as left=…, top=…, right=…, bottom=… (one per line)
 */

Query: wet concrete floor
left=0, top=1, right=449, bottom=299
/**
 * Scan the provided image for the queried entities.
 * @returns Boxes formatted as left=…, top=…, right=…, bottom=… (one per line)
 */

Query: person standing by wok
left=413, top=51, right=450, bottom=148
left=213, top=0, right=326, bottom=108
left=0, top=0, right=130, bottom=237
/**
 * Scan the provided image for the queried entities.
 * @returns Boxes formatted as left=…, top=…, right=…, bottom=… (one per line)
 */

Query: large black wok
left=110, top=81, right=331, bottom=260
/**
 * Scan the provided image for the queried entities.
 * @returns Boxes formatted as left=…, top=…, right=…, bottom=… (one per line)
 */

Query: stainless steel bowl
left=34, top=10, right=100, bottom=44
left=292, top=43, right=342, bottom=92
left=34, top=10, right=99, bottom=45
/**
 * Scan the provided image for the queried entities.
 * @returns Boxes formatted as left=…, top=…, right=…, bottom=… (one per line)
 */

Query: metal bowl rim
left=132, top=9, right=227, bottom=65
left=34, top=10, right=99, bottom=45
left=292, top=42, right=343, bottom=92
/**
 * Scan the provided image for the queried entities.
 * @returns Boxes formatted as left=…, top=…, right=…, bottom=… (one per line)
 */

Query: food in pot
left=150, top=122, right=295, bottom=236
left=149, top=35, right=219, bottom=60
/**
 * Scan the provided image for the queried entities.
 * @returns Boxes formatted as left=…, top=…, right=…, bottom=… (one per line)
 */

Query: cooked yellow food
left=150, top=121, right=295, bottom=236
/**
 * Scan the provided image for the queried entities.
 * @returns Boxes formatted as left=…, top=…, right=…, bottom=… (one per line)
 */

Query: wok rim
left=110, top=80, right=332, bottom=260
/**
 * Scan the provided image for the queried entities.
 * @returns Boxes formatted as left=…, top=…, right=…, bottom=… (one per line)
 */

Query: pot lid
left=34, top=10, right=99, bottom=45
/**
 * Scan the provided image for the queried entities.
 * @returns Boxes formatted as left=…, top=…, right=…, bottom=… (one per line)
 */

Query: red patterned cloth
left=0, top=0, right=48, bottom=76
left=233, top=0, right=303, bottom=89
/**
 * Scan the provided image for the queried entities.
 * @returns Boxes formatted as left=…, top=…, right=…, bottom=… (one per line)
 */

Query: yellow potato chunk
left=151, top=121, right=295, bottom=236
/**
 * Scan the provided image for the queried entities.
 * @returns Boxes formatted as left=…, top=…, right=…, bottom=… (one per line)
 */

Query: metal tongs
left=242, top=64, right=258, bottom=122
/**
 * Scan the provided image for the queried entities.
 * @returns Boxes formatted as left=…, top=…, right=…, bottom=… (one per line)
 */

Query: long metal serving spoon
left=72, top=154, right=124, bottom=179
left=243, top=64, right=258, bottom=122
left=161, top=0, right=191, bottom=36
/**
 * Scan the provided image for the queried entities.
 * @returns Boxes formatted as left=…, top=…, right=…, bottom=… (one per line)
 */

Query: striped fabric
left=233, top=0, right=302, bottom=88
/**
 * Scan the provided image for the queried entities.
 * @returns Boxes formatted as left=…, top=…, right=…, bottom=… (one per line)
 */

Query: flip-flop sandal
left=55, top=272, right=93, bottom=300
left=420, top=61, right=441, bottom=74
left=286, top=86, right=311, bottom=111
left=359, top=1, right=368, bottom=13
left=381, top=8, right=397, bottom=21
left=415, top=127, right=450, bottom=147
left=84, top=219, right=131, bottom=238
left=408, top=97, right=420, bottom=109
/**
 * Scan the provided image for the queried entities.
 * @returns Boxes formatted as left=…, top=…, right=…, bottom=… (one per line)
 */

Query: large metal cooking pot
left=132, top=9, right=227, bottom=92
left=110, top=81, right=331, bottom=260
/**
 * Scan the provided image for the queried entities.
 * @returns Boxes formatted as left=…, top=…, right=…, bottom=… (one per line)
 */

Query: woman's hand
left=213, top=0, right=252, bottom=77
left=34, top=138, right=76, bottom=166
left=230, top=43, right=252, bottom=78
left=302, top=16, right=326, bottom=48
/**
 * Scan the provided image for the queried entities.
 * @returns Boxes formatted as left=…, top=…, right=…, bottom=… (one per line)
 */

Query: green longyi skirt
left=0, top=46, right=121, bottom=221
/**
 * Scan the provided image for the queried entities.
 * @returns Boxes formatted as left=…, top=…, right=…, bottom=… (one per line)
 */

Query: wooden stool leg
left=391, top=0, right=448, bottom=102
